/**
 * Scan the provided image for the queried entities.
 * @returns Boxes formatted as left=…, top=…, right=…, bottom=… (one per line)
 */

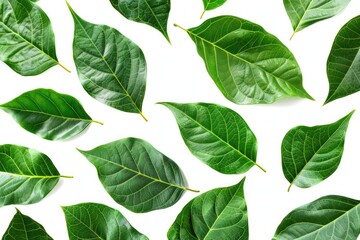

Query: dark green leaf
left=273, top=195, right=360, bottom=240
left=168, top=178, right=248, bottom=240
left=62, top=202, right=148, bottom=240
left=201, top=0, right=227, bottom=19
left=2, top=209, right=53, bottom=240
left=325, top=15, right=360, bottom=104
left=67, top=3, right=147, bottom=121
left=0, top=89, right=102, bottom=141
left=0, top=0, right=69, bottom=75
left=78, top=137, right=198, bottom=213
left=282, top=111, right=354, bottom=191
left=110, top=0, right=171, bottom=42
left=160, top=102, right=265, bottom=174
left=284, top=0, right=351, bottom=39
left=0, top=144, right=71, bottom=207
left=175, top=16, right=312, bottom=104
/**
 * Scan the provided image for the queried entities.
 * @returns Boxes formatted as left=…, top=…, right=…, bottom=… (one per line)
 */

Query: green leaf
left=110, top=0, right=171, bottom=43
left=282, top=111, right=354, bottom=191
left=168, top=178, right=248, bottom=240
left=273, top=195, right=360, bottom=240
left=325, top=15, right=360, bottom=104
left=0, top=144, right=71, bottom=207
left=201, top=0, right=227, bottom=19
left=62, top=202, right=148, bottom=240
left=0, top=89, right=102, bottom=141
left=175, top=16, right=312, bottom=104
left=2, top=209, right=53, bottom=240
left=67, top=3, right=148, bottom=121
left=0, top=0, right=69, bottom=75
left=159, top=102, right=265, bottom=174
left=284, top=0, right=351, bottom=39
left=77, top=137, right=198, bottom=213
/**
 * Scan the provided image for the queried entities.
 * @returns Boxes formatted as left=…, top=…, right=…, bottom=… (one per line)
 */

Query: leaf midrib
left=292, top=0, right=314, bottom=34
left=143, top=0, right=167, bottom=38
left=0, top=171, right=60, bottom=179
left=82, top=153, right=187, bottom=192
left=71, top=11, right=143, bottom=115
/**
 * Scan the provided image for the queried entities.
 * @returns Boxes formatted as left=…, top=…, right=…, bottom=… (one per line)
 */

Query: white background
left=0, top=0, right=359, bottom=239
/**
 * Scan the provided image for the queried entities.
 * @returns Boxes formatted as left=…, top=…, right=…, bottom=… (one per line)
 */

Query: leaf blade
left=68, top=3, right=147, bottom=120
left=282, top=111, right=354, bottom=191
left=201, top=0, right=227, bottom=18
left=78, top=137, right=196, bottom=213
left=62, top=202, right=148, bottom=240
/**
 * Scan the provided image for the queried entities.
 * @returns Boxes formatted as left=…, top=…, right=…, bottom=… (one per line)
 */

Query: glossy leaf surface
left=325, top=15, right=360, bottom=104
left=110, top=0, right=171, bottom=42
left=168, top=178, right=248, bottom=240
left=0, top=0, right=68, bottom=75
left=176, top=16, right=312, bottom=104
left=78, top=137, right=197, bottom=213
left=284, top=0, right=351, bottom=39
left=2, top=209, right=53, bottom=240
left=0, top=144, right=66, bottom=207
left=282, top=111, right=353, bottom=191
left=201, top=0, right=227, bottom=18
left=273, top=195, right=360, bottom=240
left=62, top=203, right=148, bottom=240
left=0, top=89, right=100, bottom=141
left=160, top=102, right=264, bottom=174
left=68, top=3, right=147, bottom=120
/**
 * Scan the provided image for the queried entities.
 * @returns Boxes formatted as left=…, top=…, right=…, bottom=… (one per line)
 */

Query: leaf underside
left=0, top=0, right=61, bottom=75
left=78, top=137, right=188, bottom=213
left=168, top=178, right=248, bottom=240
left=68, top=3, right=147, bottom=120
left=110, top=0, right=171, bottom=42
left=0, top=88, right=94, bottom=141
left=325, top=15, right=360, bottom=104
left=0, top=144, right=60, bottom=207
left=273, top=195, right=360, bottom=240
left=160, top=102, right=262, bottom=174
left=282, top=111, right=353, bottom=191
left=182, top=15, right=312, bottom=104
left=3, top=209, right=53, bottom=240
left=63, top=202, right=149, bottom=240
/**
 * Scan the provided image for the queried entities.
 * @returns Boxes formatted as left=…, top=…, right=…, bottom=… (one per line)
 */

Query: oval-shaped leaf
left=160, top=102, right=265, bottom=174
left=77, top=137, right=198, bottom=213
left=175, top=16, right=312, bottom=104
left=273, top=195, right=360, bottom=240
left=62, top=202, right=148, bottom=240
left=284, top=0, right=351, bottom=39
left=168, top=178, right=248, bottom=240
left=0, top=144, right=71, bottom=207
left=0, top=89, right=102, bottom=141
left=201, top=0, right=227, bottom=19
left=110, top=0, right=171, bottom=43
left=67, top=3, right=147, bottom=121
left=325, top=15, right=360, bottom=104
left=282, top=111, right=354, bottom=191
left=2, top=209, right=53, bottom=240
left=0, top=0, right=69, bottom=75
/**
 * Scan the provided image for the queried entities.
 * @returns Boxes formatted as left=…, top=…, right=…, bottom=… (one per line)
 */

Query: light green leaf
left=0, top=89, right=102, bottom=141
left=201, top=0, right=227, bottom=19
left=67, top=3, right=147, bottom=121
left=175, top=16, right=312, bottom=104
left=282, top=111, right=354, bottom=191
left=0, top=144, right=71, bottom=207
left=62, top=202, right=148, bottom=240
left=168, top=178, right=248, bottom=240
left=273, top=195, right=360, bottom=240
left=284, top=0, right=351, bottom=39
left=160, top=102, right=265, bottom=174
left=110, top=0, right=171, bottom=42
left=77, top=137, right=198, bottom=213
left=325, top=15, right=360, bottom=104
left=0, top=0, right=69, bottom=75
left=2, top=209, right=53, bottom=240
